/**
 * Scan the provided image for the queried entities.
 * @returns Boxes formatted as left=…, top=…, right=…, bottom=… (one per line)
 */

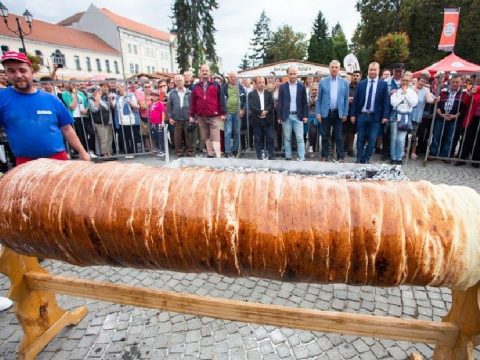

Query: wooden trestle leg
left=433, top=282, right=480, bottom=360
left=0, top=246, right=88, bottom=360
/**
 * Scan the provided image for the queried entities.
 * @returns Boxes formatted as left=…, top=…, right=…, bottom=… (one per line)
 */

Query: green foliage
left=373, top=32, right=409, bottom=68
left=331, top=23, right=349, bottom=63
left=266, top=25, right=307, bottom=62
left=248, top=10, right=273, bottom=66
left=26, top=53, right=40, bottom=73
left=171, top=0, right=219, bottom=74
left=239, top=53, right=250, bottom=70
left=353, top=0, right=480, bottom=71
left=307, top=10, right=332, bottom=64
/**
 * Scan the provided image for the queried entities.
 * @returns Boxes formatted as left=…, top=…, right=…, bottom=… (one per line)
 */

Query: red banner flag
left=438, top=8, right=460, bottom=52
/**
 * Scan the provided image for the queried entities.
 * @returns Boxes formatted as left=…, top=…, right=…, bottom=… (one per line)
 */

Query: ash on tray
left=212, top=164, right=408, bottom=181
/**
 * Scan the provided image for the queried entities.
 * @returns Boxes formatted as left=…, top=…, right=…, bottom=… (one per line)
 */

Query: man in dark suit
left=350, top=62, right=390, bottom=163
left=277, top=66, right=308, bottom=161
left=249, top=76, right=275, bottom=160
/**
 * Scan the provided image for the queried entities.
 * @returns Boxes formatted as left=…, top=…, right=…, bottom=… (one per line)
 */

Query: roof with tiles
left=0, top=14, right=119, bottom=55
left=99, top=8, right=171, bottom=42
left=56, top=12, right=85, bottom=27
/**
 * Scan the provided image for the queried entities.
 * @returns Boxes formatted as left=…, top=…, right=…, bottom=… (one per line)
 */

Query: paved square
left=1, top=154, right=479, bottom=359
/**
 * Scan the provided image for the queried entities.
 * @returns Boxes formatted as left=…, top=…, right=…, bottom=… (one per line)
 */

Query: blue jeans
left=150, top=124, right=165, bottom=152
left=283, top=114, right=305, bottom=160
left=321, top=110, right=344, bottom=159
left=430, top=118, right=456, bottom=157
left=389, top=121, right=407, bottom=161
left=225, top=113, right=240, bottom=154
left=356, top=114, right=380, bottom=163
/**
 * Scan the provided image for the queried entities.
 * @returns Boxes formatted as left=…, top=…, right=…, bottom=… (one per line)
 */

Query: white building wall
left=119, top=29, right=177, bottom=77
left=75, top=4, right=121, bottom=52
left=0, top=36, right=123, bottom=80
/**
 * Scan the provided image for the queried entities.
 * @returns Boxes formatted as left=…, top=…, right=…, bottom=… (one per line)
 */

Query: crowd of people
left=1, top=51, right=480, bottom=173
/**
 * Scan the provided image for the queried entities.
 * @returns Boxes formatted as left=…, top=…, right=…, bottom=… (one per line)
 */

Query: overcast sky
left=7, top=1, right=360, bottom=71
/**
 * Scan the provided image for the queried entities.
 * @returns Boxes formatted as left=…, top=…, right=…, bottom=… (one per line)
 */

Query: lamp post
left=0, top=2, right=33, bottom=53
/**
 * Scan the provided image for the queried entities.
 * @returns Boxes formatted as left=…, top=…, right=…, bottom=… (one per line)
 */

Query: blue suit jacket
left=277, top=82, right=308, bottom=121
left=315, top=76, right=350, bottom=118
left=351, top=78, right=390, bottom=123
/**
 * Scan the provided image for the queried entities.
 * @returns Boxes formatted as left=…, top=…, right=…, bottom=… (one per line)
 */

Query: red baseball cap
left=1, top=51, right=32, bottom=66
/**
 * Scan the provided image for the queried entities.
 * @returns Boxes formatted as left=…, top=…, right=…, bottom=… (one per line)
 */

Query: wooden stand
left=0, top=246, right=479, bottom=359
left=0, top=247, right=88, bottom=360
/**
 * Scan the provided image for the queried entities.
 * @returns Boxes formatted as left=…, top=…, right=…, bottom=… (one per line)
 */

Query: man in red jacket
left=189, top=64, right=226, bottom=158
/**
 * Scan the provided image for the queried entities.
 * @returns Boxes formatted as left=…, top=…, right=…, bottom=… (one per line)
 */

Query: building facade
left=238, top=59, right=344, bottom=78
left=0, top=15, right=121, bottom=80
left=61, top=4, right=178, bottom=78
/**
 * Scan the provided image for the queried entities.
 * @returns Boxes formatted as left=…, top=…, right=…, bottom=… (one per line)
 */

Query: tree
left=331, top=23, right=349, bottom=63
left=352, top=0, right=480, bottom=71
left=239, top=53, right=250, bottom=70
left=307, top=10, right=333, bottom=64
left=26, top=53, right=40, bottom=73
left=266, top=25, right=307, bottom=62
left=248, top=10, right=273, bottom=66
left=171, top=0, right=219, bottom=74
left=373, top=32, right=409, bottom=68
left=354, top=0, right=398, bottom=48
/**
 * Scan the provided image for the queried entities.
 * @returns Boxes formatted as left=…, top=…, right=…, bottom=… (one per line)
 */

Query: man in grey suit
left=316, top=60, right=350, bottom=162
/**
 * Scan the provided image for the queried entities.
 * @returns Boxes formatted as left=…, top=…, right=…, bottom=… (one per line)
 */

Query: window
left=151, top=66, right=155, bottom=73
left=35, top=50, right=44, bottom=65
left=51, top=49, right=66, bottom=68
left=144, top=48, right=154, bottom=57
left=147, top=66, right=150, bottom=73
left=114, top=61, right=120, bottom=74
left=130, top=63, right=134, bottom=73
left=105, top=59, right=111, bottom=73
left=86, top=57, right=92, bottom=72
left=133, top=45, right=138, bottom=55
left=96, top=58, right=102, bottom=72
left=74, top=56, right=81, bottom=70
left=1, top=45, right=9, bottom=54
left=128, top=44, right=132, bottom=53
left=18, top=47, right=25, bottom=53
left=134, top=64, right=139, bottom=74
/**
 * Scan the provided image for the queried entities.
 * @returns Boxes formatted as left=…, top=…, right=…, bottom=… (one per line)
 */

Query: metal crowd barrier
left=424, top=75, right=480, bottom=167
left=35, top=79, right=170, bottom=163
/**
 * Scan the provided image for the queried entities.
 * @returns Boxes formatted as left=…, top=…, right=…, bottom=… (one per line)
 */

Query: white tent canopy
left=238, top=59, right=344, bottom=78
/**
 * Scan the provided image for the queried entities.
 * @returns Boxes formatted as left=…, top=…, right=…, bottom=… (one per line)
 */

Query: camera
left=186, top=122, right=197, bottom=133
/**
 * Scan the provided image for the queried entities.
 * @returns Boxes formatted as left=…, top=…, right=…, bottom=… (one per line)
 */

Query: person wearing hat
left=0, top=51, right=90, bottom=164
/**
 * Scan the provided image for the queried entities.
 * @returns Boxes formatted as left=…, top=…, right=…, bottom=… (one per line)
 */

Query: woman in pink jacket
left=149, top=90, right=166, bottom=155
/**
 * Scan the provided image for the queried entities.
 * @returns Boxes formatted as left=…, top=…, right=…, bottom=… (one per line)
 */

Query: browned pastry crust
left=0, top=159, right=478, bottom=289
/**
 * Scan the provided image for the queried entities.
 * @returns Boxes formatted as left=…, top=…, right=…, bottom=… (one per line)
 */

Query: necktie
left=366, top=80, right=374, bottom=112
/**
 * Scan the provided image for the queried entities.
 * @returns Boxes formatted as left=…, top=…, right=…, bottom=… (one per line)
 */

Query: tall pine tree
left=307, top=11, right=333, bottom=65
left=248, top=10, right=272, bottom=66
left=172, top=0, right=219, bottom=74
left=239, top=53, right=250, bottom=70
left=331, top=23, right=349, bottom=63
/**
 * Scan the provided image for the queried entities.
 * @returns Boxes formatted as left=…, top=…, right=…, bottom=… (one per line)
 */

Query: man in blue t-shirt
left=0, top=51, right=90, bottom=165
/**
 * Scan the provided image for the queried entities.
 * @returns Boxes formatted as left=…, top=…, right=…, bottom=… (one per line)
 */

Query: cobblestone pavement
left=0, top=153, right=479, bottom=360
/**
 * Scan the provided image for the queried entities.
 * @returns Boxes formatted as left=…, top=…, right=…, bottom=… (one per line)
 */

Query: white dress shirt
left=258, top=90, right=265, bottom=111
left=289, top=82, right=297, bottom=112
left=177, top=89, right=186, bottom=108
left=362, top=77, right=379, bottom=113
left=329, top=76, right=338, bottom=110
